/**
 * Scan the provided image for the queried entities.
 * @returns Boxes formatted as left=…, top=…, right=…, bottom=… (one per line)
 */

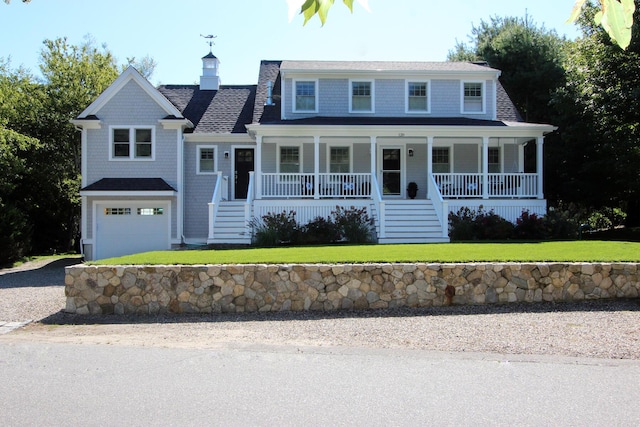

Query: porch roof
left=258, top=116, right=511, bottom=127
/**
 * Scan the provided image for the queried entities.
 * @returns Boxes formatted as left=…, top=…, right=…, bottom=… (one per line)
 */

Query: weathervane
left=200, top=34, right=217, bottom=53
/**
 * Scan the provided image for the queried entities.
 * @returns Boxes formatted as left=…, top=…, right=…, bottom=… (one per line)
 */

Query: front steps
left=377, top=199, right=449, bottom=244
left=209, top=199, right=448, bottom=245
left=209, top=201, right=251, bottom=245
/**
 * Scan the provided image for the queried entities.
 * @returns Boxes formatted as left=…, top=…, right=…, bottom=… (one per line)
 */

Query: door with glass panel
left=379, top=147, right=402, bottom=196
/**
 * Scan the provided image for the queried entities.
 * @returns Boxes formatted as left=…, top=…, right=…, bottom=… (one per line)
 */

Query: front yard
left=91, top=241, right=640, bottom=265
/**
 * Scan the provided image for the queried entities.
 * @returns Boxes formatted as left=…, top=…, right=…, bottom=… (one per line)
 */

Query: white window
left=407, top=81, right=429, bottom=113
left=104, top=207, right=131, bottom=215
left=488, top=147, right=501, bottom=173
left=329, top=147, right=350, bottom=173
left=279, top=146, right=300, bottom=173
left=432, top=148, right=450, bottom=173
left=197, top=145, right=217, bottom=174
left=137, top=208, right=164, bottom=216
left=110, top=126, right=155, bottom=160
left=462, top=81, right=484, bottom=114
left=350, top=80, right=374, bottom=113
left=294, top=80, right=317, bottom=112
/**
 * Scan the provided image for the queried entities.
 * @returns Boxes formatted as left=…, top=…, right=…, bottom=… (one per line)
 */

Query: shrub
left=303, top=216, right=340, bottom=244
left=545, top=207, right=579, bottom=239
left=332, top=205, right=374, bottom=243
left=249, top=210, right=301, bottom=247
left=513, top=210, right=549, bottom=240
left=448, top=206, right=513, bottom=241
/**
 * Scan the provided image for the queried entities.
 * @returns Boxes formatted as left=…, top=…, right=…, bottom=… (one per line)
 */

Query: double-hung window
left=279, top=146, right=300, bottom=174
left=350, top=80, right=373, bottom=112
left=111, top=126, right=154, bottom=160
left=197, top=146, right=217, bottom=174
left=294, top=80, right=317, bottom=112
left=488, top=147, right=501, bottom=173
left=432, top=148, right=450, bottom=173
left=462, top=82, right=484, bottom=113
left=407, top=81, right=429, bottom=113
left=329, top=147, right=350, bottom=173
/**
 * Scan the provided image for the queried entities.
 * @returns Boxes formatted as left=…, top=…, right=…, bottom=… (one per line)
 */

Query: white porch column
left=255, top=135, right=262, bottom=199
left=536, top=136, right=544, bottom=199
left=370, top=136, right=376, bottom=176
left=427, top=136, right=433, bottom=198
left=482, top=136, right=489, bottom=199
left=314, top=135, right=320, bottom=200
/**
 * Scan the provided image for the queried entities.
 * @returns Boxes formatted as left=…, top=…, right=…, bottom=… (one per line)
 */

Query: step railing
left=428, top=174, right=449, bottom=239
left=207, top=171, right=224, bottom=241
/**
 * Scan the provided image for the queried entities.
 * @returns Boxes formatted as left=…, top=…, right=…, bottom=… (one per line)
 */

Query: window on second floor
left=350, top=80, right=373, bottom=113
left=279, top=146, right=300, bottom=174
left=432, top=147, right=450, bottom=173
left=329, top=147, right=350, bottom=173
left=197, top=146, right=217, bottom=174
left=488, top=147, right=501, bottom=173
left=462, top=82, right=484, bottom=114
left=294, top=80, right=317, bottom=112
left=111, top=127, right=154, bottom=160
left=407, top=81, right=429, bottom=113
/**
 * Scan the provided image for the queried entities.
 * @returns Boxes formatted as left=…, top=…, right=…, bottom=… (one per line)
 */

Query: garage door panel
left=96, top=203, right=170, bottom=259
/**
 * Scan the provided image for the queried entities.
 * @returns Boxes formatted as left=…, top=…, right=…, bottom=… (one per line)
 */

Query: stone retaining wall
left=64, top=263, right=640, bottom=315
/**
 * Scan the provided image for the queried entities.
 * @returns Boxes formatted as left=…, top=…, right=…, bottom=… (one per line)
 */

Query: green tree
left=448, top=16, right=568, bottom=124
left=0, top=37, right=119, bottom=255
left=548, top=1, right=640, bottom=223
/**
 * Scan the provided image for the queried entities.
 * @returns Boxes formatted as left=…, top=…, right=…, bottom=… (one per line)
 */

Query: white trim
left=326, top=144, right=353, bottom=173
left=77, top=67, right=183, bottom=119
left=108, top=125, right=156, bottom=161
left=276, top=142, right=303, bottom=174
left=176, top=133, right=184, bottom=242
left=461, top=80, right=486, bottom=115
left=196, top=145, right=218, bottom=175
left=93, top=199, right=171, bottom=260
left=349, top=79, right=375, bottom=113
left=80, top=190, right=176, bottom=197
left=231, top=145, right=256, bottom=201
left=377, top=145, right=405, bottom=198
left=292, top=79, right=319, bottom=113
left=405, top=80, right=431, bottom=114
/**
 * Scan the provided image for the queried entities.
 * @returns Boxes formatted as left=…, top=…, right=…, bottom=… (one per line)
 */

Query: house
left=73, top=51, right=556, bottom=260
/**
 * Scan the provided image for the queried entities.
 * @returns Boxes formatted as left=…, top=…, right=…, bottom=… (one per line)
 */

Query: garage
left=95, top=201, right=171, bottom=260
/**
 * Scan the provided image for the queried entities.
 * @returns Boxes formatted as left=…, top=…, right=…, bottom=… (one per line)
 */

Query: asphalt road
left=1, top=341, right=639, bottom=426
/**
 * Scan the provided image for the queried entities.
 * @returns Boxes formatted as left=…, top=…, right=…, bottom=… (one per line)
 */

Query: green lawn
left=91, top=241, right=640, bottom=265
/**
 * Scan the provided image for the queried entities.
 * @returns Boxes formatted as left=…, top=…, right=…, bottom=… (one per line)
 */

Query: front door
left=234, top=148, right=254, bottom=199
left=380, top=147, right=402, bottom=196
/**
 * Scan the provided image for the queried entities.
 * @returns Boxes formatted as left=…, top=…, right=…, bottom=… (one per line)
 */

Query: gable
left=76, top=66, right=183, bottom=120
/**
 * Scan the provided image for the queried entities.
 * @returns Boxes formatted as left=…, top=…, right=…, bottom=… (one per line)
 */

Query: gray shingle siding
left=283, top=77, right=498, bottom=120
left=85, top=80, right=178, bottom=188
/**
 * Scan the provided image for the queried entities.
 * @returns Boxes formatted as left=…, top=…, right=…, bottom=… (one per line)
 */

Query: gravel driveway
left=1, top=257, right=640, bottom=360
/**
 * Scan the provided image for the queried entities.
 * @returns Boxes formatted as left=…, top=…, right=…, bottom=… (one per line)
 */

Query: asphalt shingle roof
left=158, top=85, right=256, bottom=133
left=81, top=178, right=176, bottom=192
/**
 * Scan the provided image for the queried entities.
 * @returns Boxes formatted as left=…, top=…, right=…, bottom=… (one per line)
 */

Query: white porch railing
left=370, top=174, right=385, bottom=238
left=428, top=174, right=449, bottom=239
left=207, top=171, right=224, bottom=240
left=260, top=173, right=372, bottom=198
left=433, top=173, right=538, bottom=199
left=244, top=171, right=255, bottom=226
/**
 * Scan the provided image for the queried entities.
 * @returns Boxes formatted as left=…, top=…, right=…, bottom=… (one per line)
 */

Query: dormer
left=200, top=52, right=221, bottom=91
left=279, top=60, right=501, bottom=121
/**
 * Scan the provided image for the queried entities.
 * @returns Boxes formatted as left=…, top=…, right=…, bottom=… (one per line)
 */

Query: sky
left=1, top=0, right=581, bottom=86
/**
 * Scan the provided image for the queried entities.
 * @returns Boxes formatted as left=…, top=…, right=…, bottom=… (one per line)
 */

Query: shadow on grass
left=38, top=298, right=640, bottom=326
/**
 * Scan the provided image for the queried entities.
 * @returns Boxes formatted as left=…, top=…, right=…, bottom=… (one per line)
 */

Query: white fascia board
left=283, top=70, right=501, bottom=81
left=77, top=66, right=184, bottom=119
left=183, top=133, right=254, bottom=143
left=159, top=118, right=193, bottom=130
left=80, top=190, right=176, bottom=197
left=247, top=123, right=557, bottom=139
left=70, top=119, right=102, bottom=129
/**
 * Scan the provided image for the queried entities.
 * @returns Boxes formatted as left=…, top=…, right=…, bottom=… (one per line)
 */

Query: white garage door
left=95, top=202, right=170, bottom=259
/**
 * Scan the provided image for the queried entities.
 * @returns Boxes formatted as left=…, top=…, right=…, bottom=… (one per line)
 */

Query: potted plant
left=407, top=182, right=418, bottom=199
